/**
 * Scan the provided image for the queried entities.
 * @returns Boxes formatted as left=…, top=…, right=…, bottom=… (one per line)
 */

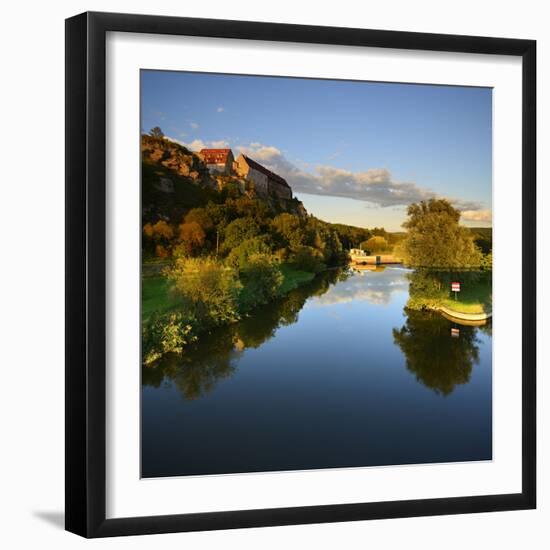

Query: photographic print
left=140, top=71, right=493, bottom=478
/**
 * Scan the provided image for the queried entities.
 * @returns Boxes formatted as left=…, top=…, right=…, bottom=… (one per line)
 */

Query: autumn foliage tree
left=177, top=221, right=206, bottom=256
left=143, top=220, right=174, bottom=258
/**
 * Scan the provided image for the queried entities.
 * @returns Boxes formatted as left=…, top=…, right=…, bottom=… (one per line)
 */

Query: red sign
left=451, top=282, right=461, bottom=292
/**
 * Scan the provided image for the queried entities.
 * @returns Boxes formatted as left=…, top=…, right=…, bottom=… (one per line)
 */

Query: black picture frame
left=65, top=11, right=536, bottom=538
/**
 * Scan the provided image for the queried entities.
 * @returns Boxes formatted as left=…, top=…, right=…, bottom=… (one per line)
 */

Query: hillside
left=141, top=135, right=307, bottom=224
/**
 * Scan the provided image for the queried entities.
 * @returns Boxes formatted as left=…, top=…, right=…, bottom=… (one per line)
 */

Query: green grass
left=278, top=264, right=316, bottom=294
left=440, top=277, right=492, bottom=314
left=142, top=262, right=317, bottom=323
left=141, top=275, right=179, bottom=322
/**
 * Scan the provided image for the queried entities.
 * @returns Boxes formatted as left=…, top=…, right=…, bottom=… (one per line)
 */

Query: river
left=142, top=266, right=492, bottom=477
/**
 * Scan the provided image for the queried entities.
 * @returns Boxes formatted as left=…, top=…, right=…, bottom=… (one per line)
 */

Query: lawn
left=141, top=262, right=317, bottom=323
left=277, top=264, right=316, bottom=294
left=142, top=274, right=179, bottom=321
left=440, top=276, right=492, bottom=314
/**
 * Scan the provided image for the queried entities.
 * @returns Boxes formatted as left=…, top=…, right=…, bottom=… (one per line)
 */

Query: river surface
left=142, top=266, right=492, bottom=477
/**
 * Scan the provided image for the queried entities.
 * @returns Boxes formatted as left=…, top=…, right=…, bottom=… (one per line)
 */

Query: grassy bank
left=440, top=279, right=492, bottom=314
left=142, top=262, right=317, bottom=323
left=406, top=270, right=492, bottom=316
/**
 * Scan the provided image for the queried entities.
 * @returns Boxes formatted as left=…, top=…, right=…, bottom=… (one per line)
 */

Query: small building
left=198, top=148, right=235, bottom=175
left=234, top=154, right=292, bottom=200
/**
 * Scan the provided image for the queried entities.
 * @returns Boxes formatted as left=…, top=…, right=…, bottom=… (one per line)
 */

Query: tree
left=177, top=221, right=206, bottom=256
left=143, top=220, right=174, bottom=257
left=271, top=213, right=306, bottom=248
left=238, top=254, right=284, bottom=311
left=226, top=236, right=273, bottom=269
left=149, top=126, right=164, bottom=139
left=400, top=199, right=483, bottom=268
left=363, top=235, right=389, bottom=254
left=143, top=220, right=173, bottom=241
left=223, top=218, right=261, bottom=252
left=184, top=208, right=214, bottom=233
left=291, top=245, right=325, bottom=273
left=167, top=257, right=241, bottom=327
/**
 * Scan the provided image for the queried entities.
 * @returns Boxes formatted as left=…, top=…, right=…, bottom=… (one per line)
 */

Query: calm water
left=142, top=267, right=492, bottom=477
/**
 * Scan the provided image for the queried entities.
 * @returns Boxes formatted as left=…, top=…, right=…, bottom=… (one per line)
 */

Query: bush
left=167, top=257, right=241, bottom=328
left=290, top=245, right=325, bottom=273
left=238, top=254, right=284, bottom=311
left=222, top=218, right=261, bottom=252
left=142, top=311, right=197, bottom=365
left=226, top=236, right=273, bottom=269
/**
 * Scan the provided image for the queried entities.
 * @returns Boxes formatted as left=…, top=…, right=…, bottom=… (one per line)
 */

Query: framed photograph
left=65, top=11, right=536, bottom=538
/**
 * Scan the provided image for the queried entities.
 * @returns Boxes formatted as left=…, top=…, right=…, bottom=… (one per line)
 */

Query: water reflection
left=142, top=266, right=492, bottom=476
left=311, top=266, right=409, bottom=306
left=143, top=266, right=489, bottom=401
left=142, top=268, right=346, bottom=399
left=393, top=310, right=485, bottom=396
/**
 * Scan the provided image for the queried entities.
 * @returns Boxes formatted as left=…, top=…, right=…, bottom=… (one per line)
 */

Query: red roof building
left=199, top=148, right=235, bottom=175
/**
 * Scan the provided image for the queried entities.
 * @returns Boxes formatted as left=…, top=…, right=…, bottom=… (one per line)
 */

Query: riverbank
left=142, top=261, right=319, bottom=323
left=404, top=268, right=492, bottom=323
left=438, top=305, right=491, bottom=326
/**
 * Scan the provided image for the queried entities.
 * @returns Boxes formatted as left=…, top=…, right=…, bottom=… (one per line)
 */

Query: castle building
left=234, top=154, right=292, bottom=200
left=198, top=148, right=235, bottom=175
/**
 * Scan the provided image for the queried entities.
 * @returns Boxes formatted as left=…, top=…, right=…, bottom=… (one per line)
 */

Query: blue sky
left=141, top=70, right=492, bottom=231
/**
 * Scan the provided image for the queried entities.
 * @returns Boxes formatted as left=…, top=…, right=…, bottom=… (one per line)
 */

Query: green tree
left=238, top=254, right=284, bottom=311
left=291, top=245, right=325, bottom=273
left=364, top=235, right=389, bottom=254
left=223, top=218, right=261, bottom=252
left=142, top=312, right=197, bottom=365
left=400, top=199, right=483, bottom=268
left=272, top=213, right=306, bottom=248
left=167, top=257, right=242, bottom=328
left=149, top=126, right=164, bottom=139
left=226, top=236, right=273, bottom=269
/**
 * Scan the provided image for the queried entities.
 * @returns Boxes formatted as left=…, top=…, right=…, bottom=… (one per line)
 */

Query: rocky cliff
left=141, top=134, right=307, bottom=223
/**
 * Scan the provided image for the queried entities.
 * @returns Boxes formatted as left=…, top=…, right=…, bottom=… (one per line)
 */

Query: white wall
left=0, top=1, right=547, bottom=548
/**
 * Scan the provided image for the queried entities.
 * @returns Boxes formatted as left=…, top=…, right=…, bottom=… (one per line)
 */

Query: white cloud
left=216, top=106, right=224, bottom=113
left=235, top=142, right=486, bottom=211
left=165, top=137, right=229, bottom=152
left=460, top=209, right=492, bottom=223
left=163, top=138, right=488, bottom=215
left=209, top=140, right=230, bottom=148
left=189, top=122, right=199, bottom=130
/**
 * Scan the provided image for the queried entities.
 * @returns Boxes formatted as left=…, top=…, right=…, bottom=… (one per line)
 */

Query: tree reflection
left=142, top=269, right=344, bottom=399
left=393, top=310, right=482, bottom=396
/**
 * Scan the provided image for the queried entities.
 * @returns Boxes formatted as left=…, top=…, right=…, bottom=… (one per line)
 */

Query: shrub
left=238, top=254, right=284, bottom=311
left=290, top=245, right=325, bottom=273
left=142, top=311, right=197, bottom=365
left=222, top=218, right=261, bottom=252
left=226, top=236, right=273, bottom=269
left=167, top=257, right=241, bottom=328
